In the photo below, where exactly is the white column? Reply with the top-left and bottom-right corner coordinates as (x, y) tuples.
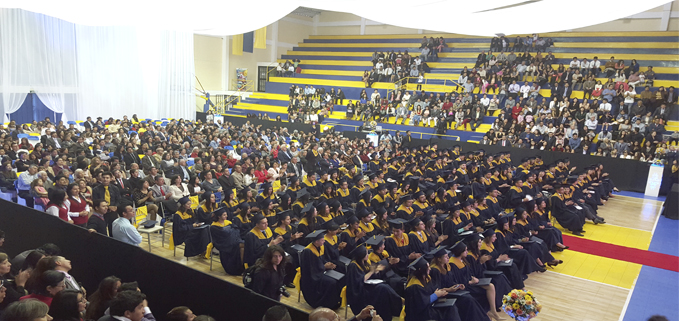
(271, 21), (279, 62)
(222, 36), (230, 91)
(660, 2), (672, 31)
(417, 29), (423, 34)
(360, 17), (366, 35)
(313, 15), (319, 35)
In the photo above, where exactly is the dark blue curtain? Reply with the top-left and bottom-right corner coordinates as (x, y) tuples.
(243, 31), (254, 53)
(8, 93), (62, 125)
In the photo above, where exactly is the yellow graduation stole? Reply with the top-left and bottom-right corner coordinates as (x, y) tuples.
(406, 276), (430, 289)
(324, 234), (338, 246)
(306, 243), (324, 256)
(371, 194), (384, 203)
(390, 234), (410, 246)
(409, 230), (428, 243)
(397, 204), (413, 215)
(274, 225), (290, 236)
(249, 227), (272, 239)
(303, 178), (317, 187)
(510, 186), (523, 193)
(449, 256), (467, 269)
(480, 241), (495, 252)
(211, 220), (232, 227)
(178, 209), (193, 220)
(359, 221), (375, 233)
(338, 188), (351, 197)
(431, 262), (451, 273)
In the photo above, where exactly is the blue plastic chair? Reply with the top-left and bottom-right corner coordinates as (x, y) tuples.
(17, 134), (29, 139)
(27, 136), (38, 141)
(140, 121), (147, 124)
(225, 146), (234, 151)
(214, 192), (222, 203)
(67, 121), (77, 125)
(187, 160), (194, 167)
(128, 130), (137, 135)
(109, 152), (114, 157)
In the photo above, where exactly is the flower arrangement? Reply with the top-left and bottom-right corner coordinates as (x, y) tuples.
(502, 289), (542, 321)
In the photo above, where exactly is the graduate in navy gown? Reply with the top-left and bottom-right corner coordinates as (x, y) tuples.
(300, 230), (343, 309)
(494, 215), (545, 276)
(404, 256), (461, 321)
(346, 244), (402, 318)
(209, 207), (243, 275)
(480, 229), (525, 290)
(463, 233), (513, 309)
(173, 197), (210, 258)
(529, 199), (568, 252)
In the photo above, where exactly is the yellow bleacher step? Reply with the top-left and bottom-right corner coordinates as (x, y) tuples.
(554, 42), (677, 49)
(307, 31), (678, 40)
(278, 59), (372, 67)
(302, 69), (364, 77)
(667, 120), (679, 126)
(249, 92), (290, 101)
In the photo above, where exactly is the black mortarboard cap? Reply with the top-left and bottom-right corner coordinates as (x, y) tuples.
(482, 229), (495, 238)
(410, 217), (422, 228)
(408, 256), (428, 271)
(376, 183), (387, 191)
(356, 208), (371, 219)
(399, 195), (412, 202)
(359, 188), (371, 197)
(428, 246), (449, 258)
(388, 218), (408, 230)
(296, 188), (309, 198)
(345, 215), (359, 225)
(353, 174), (364, 183)
(306, 229), (326, 241)
(277, 210), (292, 220)
(365, 235), (386, 247)
(301, 202), (315, 214)
(450, 241), (467, 256)
(323, 220), (340, 231)
(252, 213), (266, 224)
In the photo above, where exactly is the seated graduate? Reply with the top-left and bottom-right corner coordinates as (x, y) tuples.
(315, 201), (333, 223)
(441, 205), (473, 246)
(404, 256), (461, 321)
(232, 203), (254, 239)
(351, 174), (368, 204)
(195, 191), (218, 224)
(494, 215), (545, 276)
(529, 199), (568, 252)
(292, 188), (310, 218)
(260, 199), (278, 226)
(346, 244), (403, 319)
(463, 233), (513, 313)
(384, 218), (420, 277)
(239, 188), (260, 211)
(336, 179), (353, 208)
(412, 191), (434, 220)
(370, 183), (389, 211)
(428, 247), (493, 321)
(340, 214), (367, 257)
(550, 184), (586, 236)
(256, 182), (277, 205)
(297, 203), (322, 245)
(302, 172), (320, 198)
(358, 207), (378, 238)
(484, 187), (504, 220)
(366, 235), (407, 296)
(355, 187), (372, 213)
(396, 195), (418, 221)
(209, 207), (244, 275)
(322, 220), (348, 274)
(318, 181), (336, 203)
(251, 245), (287, 301)
(448, 241), (505, 321)
(408, 217), (432, 254)
(244, 213), (283, 268)
(372, 207), (391, 236)
(300, 230), (343, 309)
(513, 207), (562, 268)
(480, 228), (525, 290)
(272, 211), (303, 283)
(221, 188), (240, 219)
(172, 196), (210, 258)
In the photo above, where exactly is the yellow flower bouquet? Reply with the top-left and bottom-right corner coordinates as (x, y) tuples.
(502, 289), (542, 320)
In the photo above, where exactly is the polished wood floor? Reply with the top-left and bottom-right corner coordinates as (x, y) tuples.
(139, 194), (664, 321)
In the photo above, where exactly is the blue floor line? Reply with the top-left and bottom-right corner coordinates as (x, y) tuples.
(622, 266), (679, 321)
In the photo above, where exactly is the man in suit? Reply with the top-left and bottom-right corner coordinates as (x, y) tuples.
(123, 147), (141, 169)
(480, 135), (491, 145)
(82, 116), (96, 130)
(544, 131), (557, 149)
(652, 103), (670, 121)
(218, 167), (232, 192)
(402, 130), (413, 148)
(306, 144), (321, 174)
(166, 159), (192, 182)
(141, 149), (160, 176)
(112, 169), (131, 197)
(72, 136), (93, 158)
(41, 129), (56, 148)
(278, 144), (293, 164)
(150, 175), (177, 216)
(557, 83), (573, 102)
(287, 156), (303, 176)
(497, 137), (511, 147)
(92, 171), (122, 213)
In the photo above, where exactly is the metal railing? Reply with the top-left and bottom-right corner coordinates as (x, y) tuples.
(324, 121), (460, 141)
(386, 76), (461, 103)
(203, 80), (256, 114)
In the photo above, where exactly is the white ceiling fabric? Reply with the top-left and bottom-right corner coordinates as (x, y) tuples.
(0, 0), (672, 36)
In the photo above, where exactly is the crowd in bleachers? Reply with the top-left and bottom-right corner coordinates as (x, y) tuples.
(0, 114), (631, 321)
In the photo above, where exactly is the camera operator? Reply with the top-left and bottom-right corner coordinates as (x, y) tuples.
(252, 245), (288, 301)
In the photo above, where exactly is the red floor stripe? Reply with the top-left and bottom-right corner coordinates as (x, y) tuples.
(562, 235), (679, 272)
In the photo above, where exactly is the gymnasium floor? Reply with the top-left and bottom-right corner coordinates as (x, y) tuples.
(139, 192), (678, 321)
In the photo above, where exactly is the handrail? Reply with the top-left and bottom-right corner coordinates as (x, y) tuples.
(324, 121), (460, 141)
(266, 61), (282, 78)
(207, 80), (256, 113)
(387, 76), (461, 101)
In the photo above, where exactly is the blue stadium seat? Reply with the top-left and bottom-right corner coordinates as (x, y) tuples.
(225, 146), (234, 151)
(17, 134), (28, 139)
(67, 121), (77, 125)
(187, 159), (194, 166)
(128, 130), (137, 135)
(27, 136), (38, 141)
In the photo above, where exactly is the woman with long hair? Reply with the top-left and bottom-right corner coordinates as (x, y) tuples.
(85, 276), (120, 320)
(404, 256), (459, 321)
(464, 234), (513, 310)
(529, 200), (568, 252)
(513, 208), (561, 268)
(209, 208), (242, 275)
(65, 184), (89, 227)
(45, 189), (70, 223)
(449, 242), (505, 321)
(172, 197), (210, 258)
(346, 244), (402, 319)
(21, 270), (66, 307)
(251, 245), (286, 301)
(49, 289), (87, 321)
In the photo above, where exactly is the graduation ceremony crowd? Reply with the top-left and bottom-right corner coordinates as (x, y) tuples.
(0, 114), (622, 321)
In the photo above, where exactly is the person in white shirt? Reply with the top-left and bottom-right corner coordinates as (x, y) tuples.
(599, 99), (612, 114)
(569, 57), (580, 70)
(480, 94), (490, 109)
(276, 63), (284, 77)
(624, 87), (636, 113)
(112, 205), (143, 246)
(580, 58), (590, 75)
(519, 83), (531, 99)
(375, 61), (384, 70)
(585, 116), (598, 131)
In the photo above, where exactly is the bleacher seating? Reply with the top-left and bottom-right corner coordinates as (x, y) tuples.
(222, 31), (679, 142)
